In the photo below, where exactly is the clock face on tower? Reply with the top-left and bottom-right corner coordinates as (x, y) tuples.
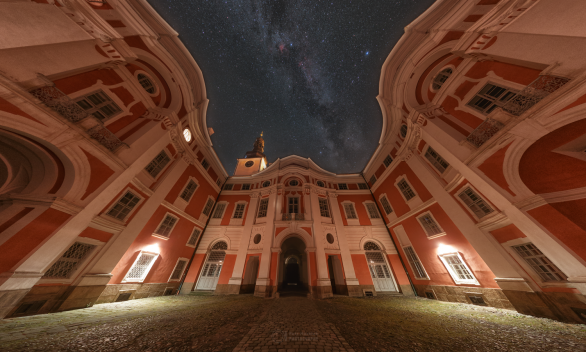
(245, 161), (254, 167)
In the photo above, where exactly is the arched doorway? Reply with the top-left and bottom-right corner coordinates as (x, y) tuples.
(195, 241), (227, 290)
(364, 241), (398, 292)
(278, 236), (309, 296)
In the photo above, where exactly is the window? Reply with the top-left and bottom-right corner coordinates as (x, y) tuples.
(432, 68), (453, 91)
(458, 187), (494, 219)
(288, 197), (299, 214)
(326, 233), (335, 244)
(343, 203), (357, 219)
(211, 241), (228, 250)
(257, 198), (269, 218)
(202, 199), (214, 217)
(124, 252), (157, 282)
(364, 242), (381, 251)
(289, 179), (299, 186)
(417, 213), (444, 238)
(384, 155), (393, 167)
(43, 242), (95, 279)
(317, 181), (325, 187)
(212, 203), (226, 218)
(400, 125), (408, 138)
(242, 183), (251, 190)
(365, 203), (380, 219)
(512, 243), (567, 282)
(186, 228), (201, 246)
(404, 246), (428, 279)
(380, 196), (393, 215)
(467, 83), (517, 114)
(319, 198), (330, 217)
(253, 234), (262, 244)
(439, 253), (477, 285)
(169, 259), (188, 281)
(75, 90), (121, 120)
(223, 184), (234, 190)
(106, 191), (141, 221)
(397, 179), (416, 201)
(216, 179), (221, 187)
(424, 147), (450, 174)
(137, 73), (156, 94)
(262, 181), (271, 187)
(358, 183), (368, 190)
(338, 183), (348, 190)
(179, 180), (198, 202)
(183, 128), (192, 142)
(245, 160), (254, 167)
(201, 159), (210, 170)
(233, 203), (246, 218)
(145, 150), (171, 178)
(369, 175), (376, 185)
(154, 214), (178, 238)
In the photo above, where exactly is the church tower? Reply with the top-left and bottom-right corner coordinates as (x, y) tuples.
(233, 132), (268, 176)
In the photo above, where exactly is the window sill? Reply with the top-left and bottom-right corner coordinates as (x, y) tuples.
(346, 219), (360, 226)
(230, 218), (244, 226)
(426, 232), (447, 240)
(152, 233), (170, 240)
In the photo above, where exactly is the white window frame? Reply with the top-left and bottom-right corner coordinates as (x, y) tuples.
(231, 202), (247, 219)
(105, 188), (143, 222)
(430, 67), (453, 92)
(200, 196), (215, 221)
(318, 197), (330, 218)
(287, 196), (300, 214)
(39, 237), (103, 284)
(508, 240), (568, 284)
(152, 213), (179, 240)
(135, 71), (159, 96)
(178, 177), (199, 203)
(262, 180), (271, 187)
(316, 180), (325, 187)
(383, 155), (393, 168)
(403, 245), (429, 280)
(363, 201), (380, 219)
(338, 183), (348, 190)
(369, 175), (377, 185)
(455, 184), (494, 221)
(122, 250), (159, 283)
(74, 89), (123, 122)
(466, 82), (518, 115)
(416, 211), (446, 239)
(341, 201), (359, 226)
(241, 183), (251, 190)
(201, 159), (210, 170)
(168, 257), (189, 282)
(144, 149), (172, 180)
(211, 201), (228, 219)
(223, 184), (234, 190)
(186, 227), (202, 248)
(423, 145), (450, 174)
(394, 176), (422, 208)
(378, 194), (393, 215)
(438, 252), (479, 285)
(257, 198), (269, 218)
(358, 183), (368, 190)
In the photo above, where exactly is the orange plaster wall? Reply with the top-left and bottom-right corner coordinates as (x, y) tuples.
(490, 224), (526, 244)
(387, 254), (410, 286)
(309, 252), (318, 287)
(464, 60), (541, 86)
(415, 54), (452, 105)
(337, 194), (373, 226)
(184, 253), (206, 284)
(217, 254), (236, 285)
(0, 207), (34, 234)
(78, 227), (113, 243)
(0, 96), (46, 126)
(54, 69), (123, 95)
(80, 148), (115, 200)
(275, 227), (287, 238)
(441, 95), (483, 129)
(375, 164), (386, 179)
(218, 195), (250, 226)
(162, 165), (218, 220)
(477, 142), (516, 196)
(270, 252), (279, 286)
(351, 254), (373, 286)
(301, 227), (312, 236)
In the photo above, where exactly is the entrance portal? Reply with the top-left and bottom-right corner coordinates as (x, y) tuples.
(278, 236), (309, 296)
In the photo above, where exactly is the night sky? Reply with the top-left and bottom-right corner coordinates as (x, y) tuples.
(146, 0), (436, 174)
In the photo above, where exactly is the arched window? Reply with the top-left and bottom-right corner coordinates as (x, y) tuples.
(317, 181), (325, 187)
(364, 242), (381, 251)
(137, 73), (156, 94)
(400, 125), (408, 138)
(432, 68), (453, 91)
(211, 241), (228, 250)
(262, 181), (271, 187)
(289, 179), (299, 186)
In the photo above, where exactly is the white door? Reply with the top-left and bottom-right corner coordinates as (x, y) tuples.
(366, 252), (398, 292)
(196, 250), (225, 290)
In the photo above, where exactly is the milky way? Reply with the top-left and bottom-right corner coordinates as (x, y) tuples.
(146, 0), (435, 174)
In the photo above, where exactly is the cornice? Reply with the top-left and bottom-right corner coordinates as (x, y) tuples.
(160, 200), (206, 228)
(386, 198), (437, 228)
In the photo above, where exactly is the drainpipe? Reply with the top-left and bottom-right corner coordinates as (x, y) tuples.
(177, 177), (227, 294)
(360, 174), (418, 297)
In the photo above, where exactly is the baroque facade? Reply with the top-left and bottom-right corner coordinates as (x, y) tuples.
(1, 0), (586, 324)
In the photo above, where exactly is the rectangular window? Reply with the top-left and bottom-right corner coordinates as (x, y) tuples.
(338, 183), (348, 190)
(369, 175), (377, 185)
(358, 183), (368, 190)
(380, 196), (393, 215)
(440, 253), (477, 284)
(202, 199), (214, 216)
(404, 246), (428, 279)
(216, 179), (221, 187)
(169, 259), (188, 281)
(467, 83), (517, 114)
(179, 180), (198, 202)
(233, 203), (246, 218)
(186, 228), (201, 246)
(384, 155), (393, 167)
(43, 242), (95, 279)
(106, 191), (141, 221)
(223, 184), (233, 190)
(417, 213), (444, 237)
(154, 214), (178, 238)
(124, 252), (157, 282)
(242, 184), (251, 190)
(397, 179), (416, 201)
(512, 243), (567, 282)
(365, 203), (380, 219)
(75, 90), (122, 120)
(145, 151), (171, 178)
(458, 187), (494, 219)
(257, 198), (269, 218)
(212, 203), (226, 219)
(319, 198), (330, 217)
(343, 203), (357, 219)
(201, 159), (210, 170)
(288, 197), (299, 214)
(424, 147), (450, 174)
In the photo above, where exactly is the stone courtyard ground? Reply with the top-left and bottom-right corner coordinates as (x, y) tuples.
(0, 293), (584, 352)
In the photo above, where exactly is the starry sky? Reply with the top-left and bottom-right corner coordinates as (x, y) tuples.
(146, 0), (436, 174)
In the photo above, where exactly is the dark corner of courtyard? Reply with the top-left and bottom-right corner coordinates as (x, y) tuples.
(0, 294), (585, 352)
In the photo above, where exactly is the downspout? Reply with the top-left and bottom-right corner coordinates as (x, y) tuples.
(177, 177), (227, 294)
(360, 174), (418, 297)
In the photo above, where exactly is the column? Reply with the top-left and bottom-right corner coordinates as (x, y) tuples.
(255, 188), (278, 297)
(308, 187), (333, 298)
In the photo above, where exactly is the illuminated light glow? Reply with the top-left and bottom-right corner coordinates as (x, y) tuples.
(143, 244), (160, 254)
(183, 128), (192, 142)
(437, 244), (457, 255)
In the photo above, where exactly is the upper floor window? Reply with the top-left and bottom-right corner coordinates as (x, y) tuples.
(202, 199), (214, 217)
(288, 197), (299, 214)
(242, 183), (251, 190)
(365, 203), (380, 219)
(289, 179), (299, 186)
(380, 196), (393, 215)
(262, 180), (271, 187)
(397, 179), (416, 201)
(179, 180), (198, 202)
(154, 214), (178, 238)
(201, 159), (210, 170)
(383, 155), (393, 167)
(343, 203), (357, 219)
(43, 242), (95, 279)
(432, 68), (453, 91)
(319, 198), (330, 217)
(369, 175), (377, 185)
(364, 242), (381, 251)
(223, 184), (234, 190)
(400, 125), (408, 138)
(216, 179), (222, 187)
(512, 243), (567, 282)
(75, 90), (121, 121)
(358, 183), (368, 190)
(137, 73), (156, 94)
(338, 183), (348, 190)
(212, 203), (226, 219)
(233, 203), (246, 219)
(417, 213), (444, 238)
(458, 187), (494, 219)
(317, 181), (325, 187)
(186, 228), (201, 247)
(106, 191), (141, 221)
(425, 147), (450, 174)
(467, 83), (516, 115)
(145, 150), (171, 178)
(257, 198), (269, 218)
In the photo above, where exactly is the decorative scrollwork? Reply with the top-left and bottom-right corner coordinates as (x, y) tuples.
(502, 75), (570, 116)
(86, 125), (125, 151)
(29, 86), (88, 122)
(466, 118), (505, 148)
(282, 213), (304, 221)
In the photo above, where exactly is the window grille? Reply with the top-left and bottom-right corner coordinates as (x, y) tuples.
(364, 242), (381, 251)
(384, 155), (393, 167)
(242, 183), (251, 190)
(467, 83), (517, 115)
(211, 241), (228, 250)
(397, 179), (416, 200)
(380, 196), (393, 215)
(317, 181), (325, 187)
(257, 198), (269, 218)
(106, 191), (141, 221)
(137, 74), (156, 94)
(358, 183), (368, 190)
(369, 175), (377, 185)
(169, 259), (188, 280)
(187, 228), (201, 246)
(212, 203), (226, 219)
(365, 203), (380, 219)
(288, 197), (299, 214)
(400, 125), (408, 138)
(125, 253), (156, 281)
(432, 68), (452, 90)
(155, 214), (178, 238)
(145, 151), (171, 178)
(418, 213), (444, 237)
(512, 243), (567, 282)
(216, 179), (221, 187)
(201, 159), (210, 170)
(404, 246), (428, 279)
(233, 203), (246, 218)
(338, 183), (348, 190)
(223, 184), (233, 190)
(289, 179), (299, 186)
(43, 242), (95, 279)
(202, 199), (214, 216)
(502, 75), (570, 116)
(319, 198), (330, 217)
(343, 203), (357, 219)
(424, 147), (450, 174)
(458, 187), (494, 219)
(365, 251), (385, 263)
(75, 90), (121, 120)
(262, 181), (271, 187)
(441, 254), (476, 283)
(180, 180), (198, 201)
